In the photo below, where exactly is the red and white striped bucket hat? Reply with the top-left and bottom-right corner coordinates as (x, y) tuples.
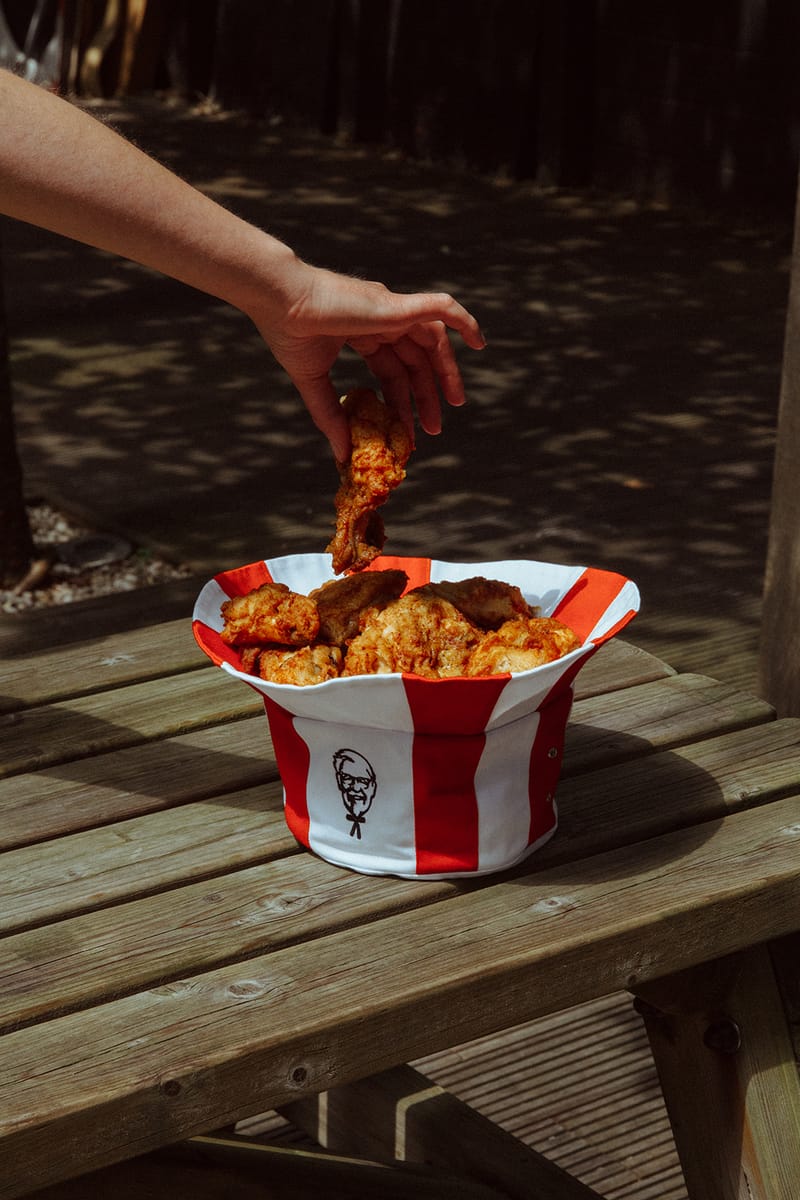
(193, 554), (639, 879)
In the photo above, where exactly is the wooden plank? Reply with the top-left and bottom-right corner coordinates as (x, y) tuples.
(635, 944), (800, 1200)
(0, 716), (275, 851)
(0, 782), (293, 938)
(0, 668), (263, 779)
(0, 618), (205, 713)
(183, 1136), (507, 1200)
(552, 717), (800, 861)
(0, 850), (453, 1031)
(21, 1135), (506, 1200)
(3, 793), (800, 1195)
(415, 993), (686, 1200)
(3, 721), (798, 1021)
(564, 673), (774, 774)
(280, 1063), (605, 1200)
(571, 637), (673, 699)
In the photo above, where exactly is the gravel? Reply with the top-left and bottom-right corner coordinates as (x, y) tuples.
(1, 503), (193, 615)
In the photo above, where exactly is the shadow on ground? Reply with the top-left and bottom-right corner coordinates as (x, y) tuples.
(3, 97), (792, 691)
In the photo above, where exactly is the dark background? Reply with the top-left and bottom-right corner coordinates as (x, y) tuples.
(3, 0), (799, 218)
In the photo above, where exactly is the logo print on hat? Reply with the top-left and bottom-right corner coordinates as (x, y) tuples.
(333, 749), (376, 839)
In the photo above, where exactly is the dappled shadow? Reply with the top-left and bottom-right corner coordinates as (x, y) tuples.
(3, 98), (791, 691)
(0, 697), (282, 850)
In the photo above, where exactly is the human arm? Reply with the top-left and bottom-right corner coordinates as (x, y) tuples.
(0, 69), (484, 460)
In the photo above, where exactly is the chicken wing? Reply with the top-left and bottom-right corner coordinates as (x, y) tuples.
(342, 591), (480, 679)
(467, 616), (580, 677)
(310, 567), (409, 645)
(413, 576), (538, 630)
(326, 389), (413, 575)
(220, 581), (319, 647)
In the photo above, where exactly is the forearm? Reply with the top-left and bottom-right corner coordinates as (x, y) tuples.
(0, 69), (299, 320)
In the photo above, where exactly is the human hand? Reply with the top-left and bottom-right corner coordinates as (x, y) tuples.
(250, 262), (486, 462)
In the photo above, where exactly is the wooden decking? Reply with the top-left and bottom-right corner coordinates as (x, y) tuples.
(231, 993), (688, 1200)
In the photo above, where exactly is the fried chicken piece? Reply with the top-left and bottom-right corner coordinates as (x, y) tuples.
(342, 592), (480, 679)
(238, 645), (264, 674)
(467, 616), (581, 677)
(414, 576), (538, 630)
(256, 644), (343, 686)
(310, 568), (409, 645)
(326, 389), (413, 575)
(220, 581), (319, 647)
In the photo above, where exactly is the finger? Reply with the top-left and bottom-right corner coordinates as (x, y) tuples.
(391, 334), (446, 434)
(370, 289), (487, 350)
(359, 343), (415, 442)
(292, 375), (351, 464)
(406, 321), (467, 410)
(325, 278), (486, 349)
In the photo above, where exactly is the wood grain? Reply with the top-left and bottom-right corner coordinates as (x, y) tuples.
(0, 669), (263, 779)
(3, 793), (800, 1196)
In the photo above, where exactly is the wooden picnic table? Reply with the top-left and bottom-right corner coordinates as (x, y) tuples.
(2, 612), (800, 1199)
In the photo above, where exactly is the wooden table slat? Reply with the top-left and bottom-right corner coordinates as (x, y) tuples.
(0, 619), (204, 714)
(0, 668), (263, 780)
(0, 717), (275, 851)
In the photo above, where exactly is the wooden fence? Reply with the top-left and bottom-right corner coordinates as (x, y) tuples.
(3, 0), (799, 213)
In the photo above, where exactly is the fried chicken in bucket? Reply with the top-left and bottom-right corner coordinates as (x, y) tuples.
(219, 581), (319, 647)
(342, 591), (481, 679)
(466, 616), (581, 677)
(218, 568), (581, 686)
(326, 390), (413, 575)
(310, 568), (408, 645)
(414, 576), (539, 629)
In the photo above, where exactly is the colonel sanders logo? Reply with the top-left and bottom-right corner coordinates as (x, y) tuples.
(333, 748), (376, 839)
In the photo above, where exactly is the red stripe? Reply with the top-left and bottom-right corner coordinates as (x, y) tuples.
(527, 652), (595, 843)
(214, 559), (274, 599)
(405, 676), (508, 874)
(595, 609), (638, 644)
(370, 554), (431, 593)
(528, 687), (572, 844)
(262, 697), (311, 847)
(191, 619), (241, 670)
(552, 567), (629, 644)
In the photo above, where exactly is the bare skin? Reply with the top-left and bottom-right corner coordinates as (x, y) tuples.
(0, 70), (485, 462)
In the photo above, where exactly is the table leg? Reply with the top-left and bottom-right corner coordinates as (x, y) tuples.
(633, 943), (800, 1200)
(280, 1062), (605, 1200)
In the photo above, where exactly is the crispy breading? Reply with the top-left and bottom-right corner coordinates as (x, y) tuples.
(310, 568), (409, 645)
(326, 389), (413, 575)
(256, 644), (343, 686)
(413, 576), (538, 630)
(342, 591), (480, 679)
(220, 581), (319, 647)
(467, 616), (581, 677)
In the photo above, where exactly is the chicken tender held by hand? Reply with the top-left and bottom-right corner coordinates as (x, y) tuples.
(310, 568), (409, 645)
(220, 581), (319, 647)
(414, 576), (538, 630)
(467, 616), (581, 677)
(326, 389), (413, 575)
(343, 592), (479, 679)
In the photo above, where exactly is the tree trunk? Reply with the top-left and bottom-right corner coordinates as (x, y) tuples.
(0, 228), (35, 587)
